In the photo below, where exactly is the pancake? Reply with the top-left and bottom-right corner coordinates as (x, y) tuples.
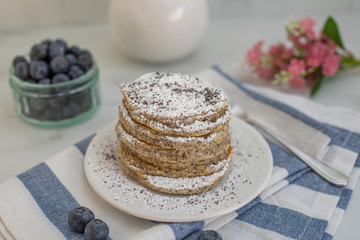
(118, 100), (229, 150)
(122, 158), (230, 195)
(116, 72), (232, 195)
(120, 72), (231, 136)
(116, 121), (231, 163)
(119, 141), (231, 178)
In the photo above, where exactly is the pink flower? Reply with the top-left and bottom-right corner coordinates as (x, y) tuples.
(289, 76), (307, 88)
(326, 40), (338, 55)
(323, 38), (338, 55)
(289, 34), (309, 50)
(287, 59), (305, 77)
(305, 30), (316, 41)
(322, 55), (342, 76)
(282, 47), (295, 59)
(300, 18), (317, 41)
(300, 17), (316, 32)
(247, 41), (264, 65)
(306, 42), (327, 67)
(256, 65), (273, 79)
(268, 44), (283, 57)
(268, 43), (294, 59)
(273, 59), (288, 70)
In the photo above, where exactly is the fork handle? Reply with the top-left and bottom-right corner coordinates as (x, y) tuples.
(245, 117), (348, 186)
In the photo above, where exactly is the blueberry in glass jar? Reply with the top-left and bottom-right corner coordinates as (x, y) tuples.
(26, 79), (37, 84)
(49, 39), (67, 58)
(70, 88), (93, 112)
(30, 43), (48, 61)
(78, 50), (93, 71)
(37, 78), (52, 94)
(9, 38), (100, 127)
(50, 55), (69, 74)
(68, 45), (82, 57)
(52, 73), (70, 84)
(28, 97), (48, 111)
(41, 39), (52, 47)
(48, 96), (67, 109)
(42, 108), (63, 121)
(38, 78), (51, 85)
(66, 54), (78, 66)
(13, 56), (27, 67)
(14, 61), (29, 80)
(68, 65), (85, 79)
(26, 108), (43, 119)
(29, 60), (49, 80)
(62, 100), (81, 118)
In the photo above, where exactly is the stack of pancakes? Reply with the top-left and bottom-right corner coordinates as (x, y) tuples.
(115, 72), (232, 195)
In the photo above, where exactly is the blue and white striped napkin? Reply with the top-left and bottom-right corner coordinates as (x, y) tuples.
(1, 66), (359, 240)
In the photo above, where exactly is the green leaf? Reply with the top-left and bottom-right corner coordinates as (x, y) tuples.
(323, 16), (345, 50)
(341, 55), (360, 70)
(311, 76), (325, 97)
(285, 26), (291, 36)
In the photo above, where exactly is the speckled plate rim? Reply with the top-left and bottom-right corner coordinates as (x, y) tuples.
(84, 117), (273, 222)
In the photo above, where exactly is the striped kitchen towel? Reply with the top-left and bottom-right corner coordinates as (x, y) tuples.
(1, 65), (359, 240)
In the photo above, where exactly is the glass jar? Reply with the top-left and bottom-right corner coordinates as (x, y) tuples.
(9, 61), (101, 127)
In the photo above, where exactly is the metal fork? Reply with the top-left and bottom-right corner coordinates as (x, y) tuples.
(239, 112), (348, 186)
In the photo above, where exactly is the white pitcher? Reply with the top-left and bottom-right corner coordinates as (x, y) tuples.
(109, 0), (208, 62)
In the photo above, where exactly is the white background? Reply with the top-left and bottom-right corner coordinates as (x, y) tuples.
(0, 0), (359, 32)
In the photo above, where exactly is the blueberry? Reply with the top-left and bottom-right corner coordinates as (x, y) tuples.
(84, 219), (109, 240)
(50, 55), (69, 73)
(28, 97), (47, 111)
(198, 230), (223, 240)
(14, 61), (29, 80)
(29, 60), (49, 80)
(12, 56), (27, 67)
(49, 96), (67, 108)
(42, 108), (63, 121)
(26, 79), (37, 84)
(68, 65), (85, 79)
(26, 108), (43, 119)
(52, 73), (70, 84)
(38, 78), (51, 85)
(37, 78), (52, 94)
(30, 43), (48, 60)
(70, 88), (93, 112)
(49, 39), (67, 58)
(68, 206), (95, 233)
(41, 39), (52, 47)
(55, 39), (67, 47)
(62, 100), (81, 118)
(66, 54), (78, 66)
(78, 51), (92, 71)
(81, 50), (92, 59)
(68, 46), (81, 57)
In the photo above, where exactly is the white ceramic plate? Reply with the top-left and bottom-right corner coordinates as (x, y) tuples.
(84, 117), (273, 222)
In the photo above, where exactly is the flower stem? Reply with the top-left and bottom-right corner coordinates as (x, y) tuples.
(311, 76), (326, 97)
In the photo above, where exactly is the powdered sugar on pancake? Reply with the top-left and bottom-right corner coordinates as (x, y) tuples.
(120, 72), (228, 120)
(116, 122), (231, 163)
(118, 100), (228, 147)
(144, 159), (230, 192)
(129, 105), (231, 136)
